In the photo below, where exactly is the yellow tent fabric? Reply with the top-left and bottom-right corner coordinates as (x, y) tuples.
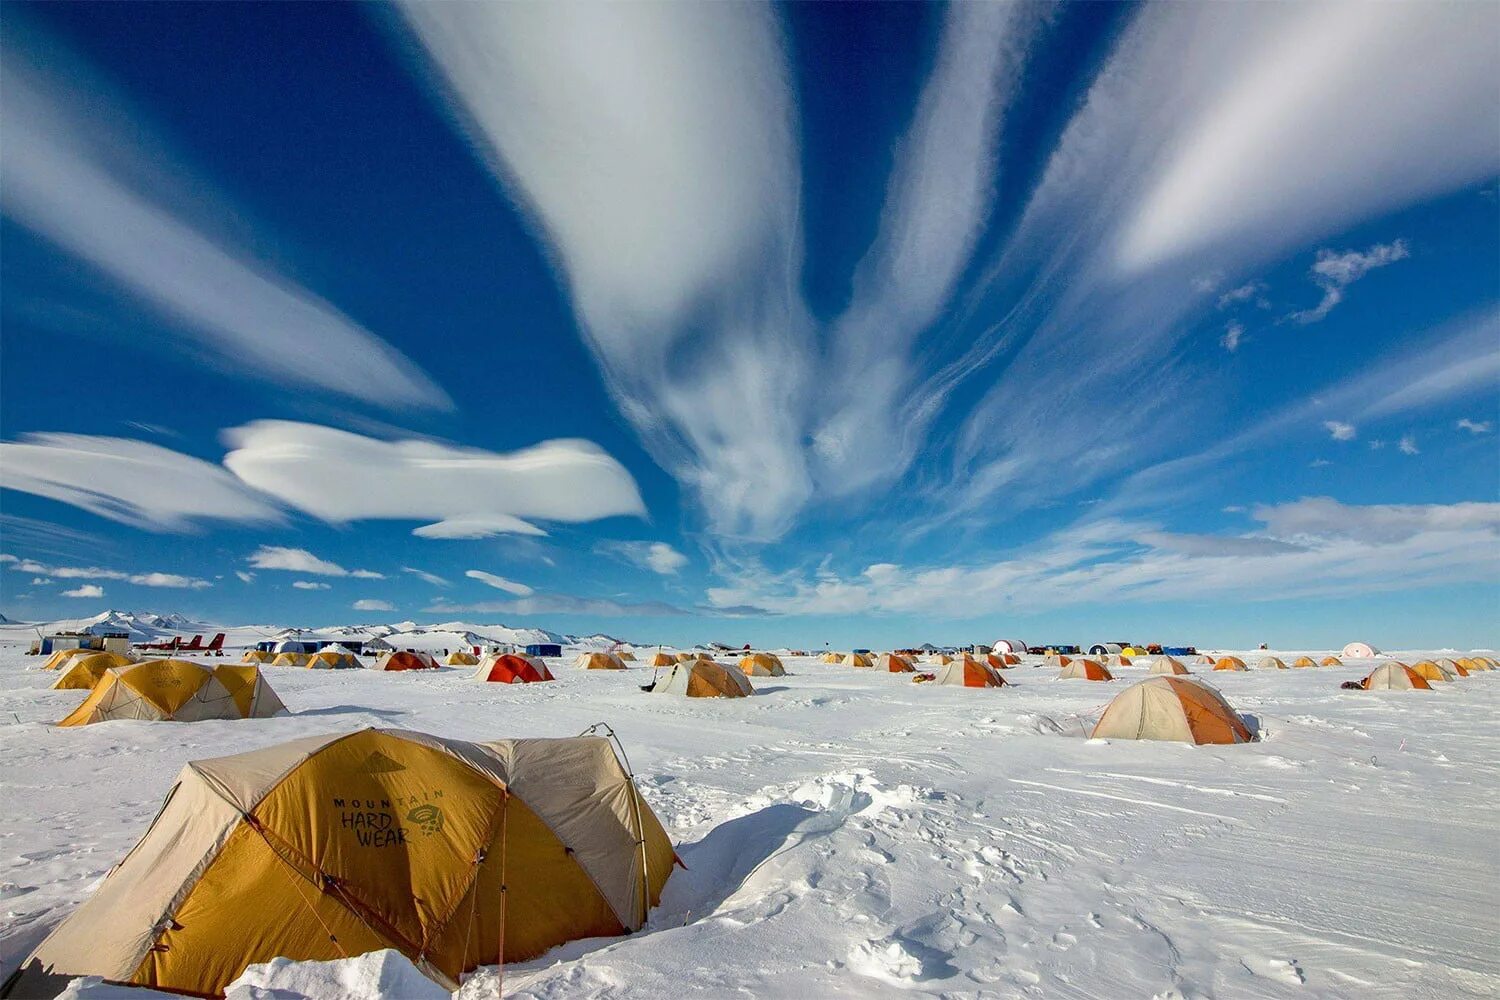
(1291, 656), (1318, 668)
(1408, 660), (1457, 683)
(271, 651), (311, 667)
(652, 660), (753, 698)
(738, 652), (786, 677)
(40, 648), (93, 672)
(241, 649), (273, 664)
(820, 652), (842, 664)
(577, 652), (627, 670)
(842, 652), (873, 668)
(1212, 656), (1248, 672)
(306, 650), (361, 670)
(57, 660), (286, 727)
(673, 652), (699, 663)
(1320, 655), (1342, 666)
(616, 651), (636, 661)
(445, 650), (479, 666)
(649, 652), (675, 667)
(1122, 647), (1144, 657)
(8, 729), (675, 998)
(51, 651), (135, 691)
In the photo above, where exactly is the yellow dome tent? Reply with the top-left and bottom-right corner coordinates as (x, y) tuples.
(1212, 656), (1248, 672)
(1408, 660), (1457, 683)
(577, 652), (627, 670)
(1291, 655), (1318, 668)
(6, 729), (675, 998)
(652, 659), (753, 698)
(649, 651), (675, 667)
(445, 650), (479, 666)
(57, 660), (286, 727)
(271, 651), (311, 667)
(738, 652), (786, 676)
(1092, 677), (1251, 745)
(820, 652), (842, 664)
(616, 651), (636, 662)
(673, 652), (699, 663)
(51, 651), (135, 691)
(842, 652), (873, 668)
(1319, 655), (1343, 667)
(241, 649), (273, 664)
(306, 649), (361, 670)
(40, 647), (93, 672)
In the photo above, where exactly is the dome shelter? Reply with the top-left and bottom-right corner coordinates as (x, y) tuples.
(1092, 677), (1251, 745)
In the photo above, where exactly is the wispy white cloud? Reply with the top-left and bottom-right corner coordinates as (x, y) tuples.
(350, 569), (385, 580)
(1217, 281), (1269, 310)
(1221, 321), (1244, 352)
(425, 594), (689, 618)
(0, 433), (280, 531)
(31, 578), (53, 586)
(1457, 418), (1491, 434)
(60, 584), (103, 599)
(1398, 433), (1420, 455)
(291, 581), (330, 591)
(248, 546), (350, 577)
(1, 556), (210, 589)
(235, 571), (255, 585)
(1287, 240), (1410, 324)
(353, 599), (396, 612)
(464, 570), (534, 597)
(222, 421), (643, 538)
(0, 25), (448, 410)
(402, 566), (450, 588)
(595, 540), (689, 576)
(1324, 420), (1357, 441)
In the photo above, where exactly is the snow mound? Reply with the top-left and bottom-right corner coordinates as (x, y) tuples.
(224, 949), (448, 1000)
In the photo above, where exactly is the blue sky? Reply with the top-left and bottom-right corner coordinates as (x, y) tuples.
(1, 2), (1496, 648)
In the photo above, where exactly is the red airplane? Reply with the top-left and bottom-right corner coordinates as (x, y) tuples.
(136, 633), (226, 655)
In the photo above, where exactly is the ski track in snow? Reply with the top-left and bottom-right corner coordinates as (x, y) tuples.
(1, 646), (1496, 999)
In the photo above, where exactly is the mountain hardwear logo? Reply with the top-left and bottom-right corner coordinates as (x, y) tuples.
(407, 803), (444, 835)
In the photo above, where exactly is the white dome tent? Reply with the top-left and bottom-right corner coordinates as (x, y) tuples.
(1341, 641), (1380, 659)
(991, 639), (1028, 655)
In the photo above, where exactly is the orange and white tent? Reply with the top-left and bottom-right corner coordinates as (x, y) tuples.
(1044, 654), (1072, 668)
(738, 652), (786, 677)
(879, 653), (916, 673)
(576, 652), (627, 671)
(1212, 656), (1248, 672)
(1291, 655), (1318, 668)
(1059, 659), (1113, 681)
(1320, 655), (1343, 666)
(57, 660), (286, 726)
(927, 653), (954, 666)
(375, 651), (440, 672)
(652, 659), (753, 698)
(842, 652), (874, 668)
(1257, 656), (1287, 670)
(1434, 658), (1468, 676)
(1361, 663), (1433, 690)
(1092, 677), (1251, 745)
(7, 729), (674, 997)
(1104, 654), (1133, 667)
(473, 653), (554, 684)
(926, 659), (1007, 688)
(1148, 656), (1190, 675)
(1408, 660), (1457, 683)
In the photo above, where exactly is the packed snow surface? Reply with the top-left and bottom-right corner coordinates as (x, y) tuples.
(2, 643), (1497, 999)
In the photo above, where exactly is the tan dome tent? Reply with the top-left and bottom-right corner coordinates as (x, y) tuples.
(1059, 659), (1113, 681)
(271, 651), (311, 667)
(738, 652), (786, 677)
(673, 652), (699, 663)
(649, 652), (675, 667)
(241, 649), (273, 664)
(473, 653), (554, 684)
(1194, 654), (1214, 665)
(1044, 654), (1072, 668)
(375, 651), (440, 672)
(306, 649), (361, 670)
(1341, 641), (1379, 659)
(445, 650), (479, 666)
(1092, 677), (1251, 745)
(879, 653), (916, 673)
(1213, 656), (1248, 672)
(1148, 656), (1190, 675)
(819, 652), (842, 664)
(842, 652), (873, 668)
(6, 729), (674, 998)
(40, 648), (93, 672)
(57, 660), (286, 727)
(577, 651), (627, 671)
(1319, 655), (1343, 667)
(1434, 657), (1467, 675)
(1291, 655), (1318, 668)
(652, 659), (753, 698)
(51, 651), (135, 691)
(1104, 654), (1133, 667)
(616, 651), (636, 662)
(1257, 656), (1287, 670)
(926, 659), (1007, 688)
(1408, 660), (1457, 683)
(928, 654), (954, 666)
(1361, 663), (1433, 690)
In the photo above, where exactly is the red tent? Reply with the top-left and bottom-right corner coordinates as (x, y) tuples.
(476, 654), (554, 684)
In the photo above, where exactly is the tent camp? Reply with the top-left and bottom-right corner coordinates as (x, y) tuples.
(40, 648), (93, 672)
(1361, 663), (1433, 690)
(56, 660), (286, 727)
(375, 651), (440, 672)
(1059, 659), (1113, 681)
(5, 729), (674, 998)
(306, 650), (361, 670)
(1291, 656), (1318, 668)
(1257, 656), (1287, 670)
(473, 653), (554, 684)
(1408, 660), (1457, 683)
(445, 650), (479, 666)
(649, 652), (675, 667)
(1320, 656), (1343, 666)
(878, 653), (916, 673)
(1213, 656), (1248, 672)
(842, 652), (873, 668)
(577, 652), (627, 671)
(651, 659), (753, 698)
(271, 652), (311, 667)
(926, 659), (1007, 688)
(1342, 641), (1379, 658)
(1092, 677), (1251, 745)
(738, 653), (786, 677)
(51, 651), (135, 691)
(1459, 657), (1492, 672)
(241, 649), (273, 664)
(991, 639), (1027, 655)
(1148, 656), (1190, 675)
